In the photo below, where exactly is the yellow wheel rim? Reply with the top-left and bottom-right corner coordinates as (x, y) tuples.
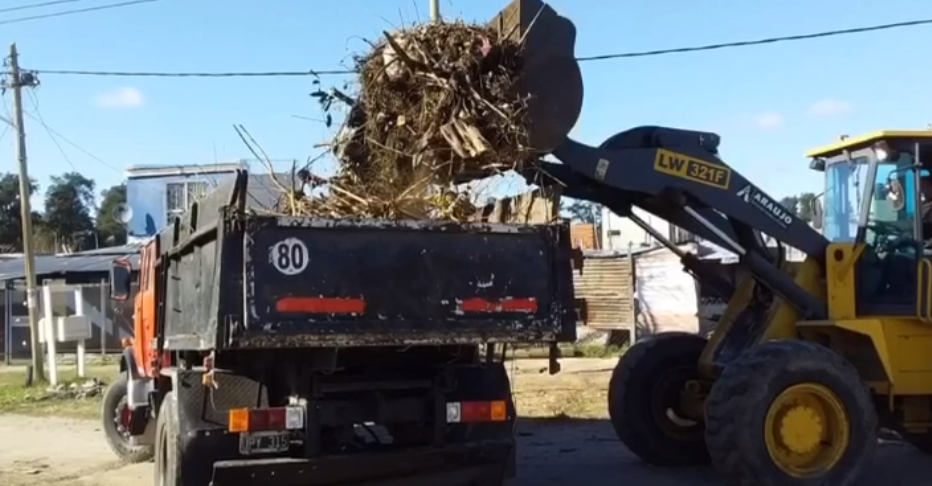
(764, 383), (849, 477)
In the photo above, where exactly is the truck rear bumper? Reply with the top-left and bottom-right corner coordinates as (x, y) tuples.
(210, 441), (512, 486)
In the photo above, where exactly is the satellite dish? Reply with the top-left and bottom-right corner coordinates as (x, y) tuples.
(112, 203), (133, 224)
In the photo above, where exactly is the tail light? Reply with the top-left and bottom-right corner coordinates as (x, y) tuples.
(445, 400), (508, 423)
(228, 406), (304, 433)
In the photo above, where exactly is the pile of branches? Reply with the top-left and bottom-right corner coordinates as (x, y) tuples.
(288, 21), (535, 221)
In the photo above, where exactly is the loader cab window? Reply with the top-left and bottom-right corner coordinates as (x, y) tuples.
(824, 152), (921, 246)
(824, 156), (867, 242)
(855, 150), (922, 309)
(864, 155), (920, 252)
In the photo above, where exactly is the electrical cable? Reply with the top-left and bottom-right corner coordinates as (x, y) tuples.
(0, 0), (157, 27)
(20, 16), (932, 78)
(575, 18), (932, 61)
(23, 109), (124, 173)
(21, 100), (190, 194)
(24, 67), (356, 77)
(0, 0), (86, 15)
(26, 90), (77, 172)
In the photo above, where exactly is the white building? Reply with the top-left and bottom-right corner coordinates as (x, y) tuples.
(601, 206), (693, 251)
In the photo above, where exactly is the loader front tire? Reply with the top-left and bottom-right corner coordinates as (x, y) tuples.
(607, 332), (710, 467)
(704, 340), (877, 486)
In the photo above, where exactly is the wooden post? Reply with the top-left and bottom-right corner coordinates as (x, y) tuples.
(9, 43), (44, 381)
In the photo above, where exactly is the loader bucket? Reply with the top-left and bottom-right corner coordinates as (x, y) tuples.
(488, 0), (583, 153)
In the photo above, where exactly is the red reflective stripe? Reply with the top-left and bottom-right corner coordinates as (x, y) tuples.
(275, 297), (365, 314)
(458, 297), (538, 313)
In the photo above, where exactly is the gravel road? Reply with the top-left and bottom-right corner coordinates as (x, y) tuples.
(2, 414), (931, 486)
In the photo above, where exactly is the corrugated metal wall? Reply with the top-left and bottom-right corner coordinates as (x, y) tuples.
(573, 255), (635, 330)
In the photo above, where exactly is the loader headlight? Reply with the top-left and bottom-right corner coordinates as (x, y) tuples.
(875, 147), (889, 161)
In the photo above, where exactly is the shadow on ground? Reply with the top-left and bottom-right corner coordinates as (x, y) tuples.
(514, 417), (932, 486)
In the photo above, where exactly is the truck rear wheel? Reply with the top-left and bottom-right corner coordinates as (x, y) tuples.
(607, 332), (710, 466)
(154, 392), (183, 486)
(704, 340), (877, 486)
(102, 373), (154, 463)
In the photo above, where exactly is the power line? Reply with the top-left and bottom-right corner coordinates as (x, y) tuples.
(26, 90), (77, 172)
(23, 108), (194, 196)
(0, 0), (85, 15)
(23, 109), (124, 173)
(576, 18), (932, 61)
(0, 0), (156, 27)
(22, 97), (253, 192)
(25, 67), (355, 77)
(20, 16), (932, 78)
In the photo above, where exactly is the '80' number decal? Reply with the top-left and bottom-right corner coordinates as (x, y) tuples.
(269, 237), (309, 275)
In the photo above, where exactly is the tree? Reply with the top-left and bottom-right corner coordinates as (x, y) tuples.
(96, 184), (128, 247)
(563, 199), (601, 224)
(43, 172), (96, 253)
(0, 173), (41, 253)
(797, 192), (816, 223)
(779, 193), (817, 223)
(779, 196), (799, 217)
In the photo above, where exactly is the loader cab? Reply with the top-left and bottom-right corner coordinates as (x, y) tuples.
(807, 130), (932, 316)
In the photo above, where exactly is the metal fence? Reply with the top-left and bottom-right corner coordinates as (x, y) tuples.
(1, 280), (138, 363)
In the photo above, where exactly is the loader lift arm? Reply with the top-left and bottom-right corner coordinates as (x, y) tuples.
(530, 126), (829, 319)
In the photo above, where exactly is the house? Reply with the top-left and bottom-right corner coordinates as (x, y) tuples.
(569, 223), (600, 250)
(124, 161), (292, 241)
(601, 206), (693, 250)
(0, 243), (142, 363)
(596, 204), (816, 341)
(0, 163), (296, 362)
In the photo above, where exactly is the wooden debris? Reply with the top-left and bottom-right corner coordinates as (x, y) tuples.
(286, 20), (535, 222)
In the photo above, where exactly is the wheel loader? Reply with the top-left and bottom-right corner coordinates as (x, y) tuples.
(494, 1), (932, 485)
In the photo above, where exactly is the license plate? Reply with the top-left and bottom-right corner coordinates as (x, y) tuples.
(238, 431), (290, 455)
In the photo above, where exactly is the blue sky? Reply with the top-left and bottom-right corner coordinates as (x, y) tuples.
(2, 0), (931, 207)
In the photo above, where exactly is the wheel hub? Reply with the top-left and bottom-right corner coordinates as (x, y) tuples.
(651, 367), (702, 440)
(113, 400), (132, 440)
(764, 383), (850, 477)
(779, 406), (823, 454)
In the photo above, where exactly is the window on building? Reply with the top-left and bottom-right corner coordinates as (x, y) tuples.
(165, 180), (209, 224)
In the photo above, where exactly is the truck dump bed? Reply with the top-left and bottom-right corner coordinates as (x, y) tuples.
(158, 171), (577, 350)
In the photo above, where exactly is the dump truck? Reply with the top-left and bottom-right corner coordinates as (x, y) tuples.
(99, 169), (577, 486)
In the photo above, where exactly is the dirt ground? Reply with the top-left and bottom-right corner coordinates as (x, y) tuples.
(1, 358), (931, 486)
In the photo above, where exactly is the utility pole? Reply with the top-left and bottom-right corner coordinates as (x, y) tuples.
(429, 0), (440, 23)
(6, 43), (44, 382)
